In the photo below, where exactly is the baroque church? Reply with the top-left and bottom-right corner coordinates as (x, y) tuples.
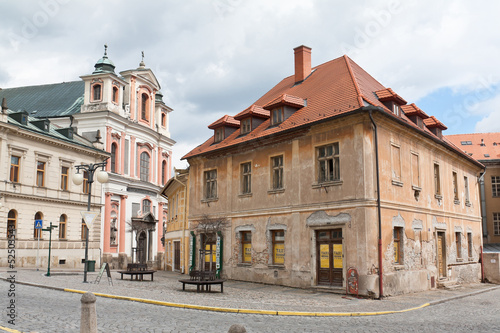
(0, 46), (175, 269)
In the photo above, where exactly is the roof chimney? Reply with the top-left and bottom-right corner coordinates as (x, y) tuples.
(294, 45), (312, 83)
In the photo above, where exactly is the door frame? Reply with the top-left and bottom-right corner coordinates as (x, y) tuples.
(312, 227), (345, 287)
(435, 230), (447, 278)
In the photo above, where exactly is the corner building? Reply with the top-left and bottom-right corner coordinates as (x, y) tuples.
(183, 46), (484, 296)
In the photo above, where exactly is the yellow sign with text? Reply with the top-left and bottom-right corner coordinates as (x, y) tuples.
(320, 244), (329, 268)
(333, 244), (343, 268)
(274, 244), (285, 264)
(243, 244), (252, 263)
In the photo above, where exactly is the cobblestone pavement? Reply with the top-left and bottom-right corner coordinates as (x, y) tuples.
(1, 283), (500, 332)
(0, 268), (497, 315)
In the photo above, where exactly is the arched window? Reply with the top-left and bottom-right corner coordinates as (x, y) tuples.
(162, 160), (167, 185)
(111, 143), (117, 173)
(59, 214), (67, 239)
(92, 84), (102, 101)
(140, 152), (150, 181)
(34, 212), (43, 239)
(141, 93), (149, 121)
(7, 210), (17, 238)
(142, 199), (151, 213)
(161, 113), (166, 127)
(112, 86), (119, 103)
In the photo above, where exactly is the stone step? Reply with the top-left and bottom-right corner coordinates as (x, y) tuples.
(437, 279), (462, 290)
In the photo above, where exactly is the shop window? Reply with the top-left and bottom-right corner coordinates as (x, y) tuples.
(59, 214), (67, 239)
(317, 143), (340, 183)
(272, 230), (285, 265)
(241, 231), (252, 263)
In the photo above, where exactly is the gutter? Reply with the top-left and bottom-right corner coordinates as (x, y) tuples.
(368, 108), (384, 299)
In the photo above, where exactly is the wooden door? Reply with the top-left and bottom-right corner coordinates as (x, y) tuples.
(138, 232), (147, 264)
(437, 232), (446, 278)
(317, 229), (343, 286)
(174, 241), (181, 271)
(204, 242), (216, 271)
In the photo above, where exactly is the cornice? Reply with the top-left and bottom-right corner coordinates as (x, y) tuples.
(1, 191), (104, 208)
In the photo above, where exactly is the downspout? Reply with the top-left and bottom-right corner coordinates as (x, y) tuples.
(369, 109), (383, 299)
(478, 172), (487, 240)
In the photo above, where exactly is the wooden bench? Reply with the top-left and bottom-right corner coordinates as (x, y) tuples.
(179, 270), (225, 293)
(118, 263), (156, 281)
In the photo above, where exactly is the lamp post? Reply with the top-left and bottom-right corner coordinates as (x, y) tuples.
(73, 159), (109, 283)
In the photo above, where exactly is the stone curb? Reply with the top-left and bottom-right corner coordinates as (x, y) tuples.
(1, 277), (498, 317)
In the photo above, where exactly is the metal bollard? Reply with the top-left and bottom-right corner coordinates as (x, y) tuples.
(80, 292), (97, 333)
(228, 324), (246, 333)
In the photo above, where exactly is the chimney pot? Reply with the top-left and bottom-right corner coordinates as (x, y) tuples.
(294, 45), (312, 83)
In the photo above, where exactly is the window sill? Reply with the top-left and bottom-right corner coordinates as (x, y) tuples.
(238, 193), (253, 198)
(412, 185), (422, 192)
(454, 199), (460, 205)
(392, 179), (403, 187)
(201, 198), (219, 203)
(465, 201), (471, 207)
(237, 263), (252, 267)
(393, 264), (405, 270)
(435, 194), (443, 200)
(312, 180), (343, 189)
(468, 257), (475, 262)
(456, 258), (464, 262)
(268, 188), (285, 194)
(58, 238), (67, 241)
(268, 264), (285, 269)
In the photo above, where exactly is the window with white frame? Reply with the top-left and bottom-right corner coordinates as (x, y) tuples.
(140, 152), (150, 181)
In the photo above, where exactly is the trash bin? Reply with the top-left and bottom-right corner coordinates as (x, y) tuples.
(86, 260), (96, 272)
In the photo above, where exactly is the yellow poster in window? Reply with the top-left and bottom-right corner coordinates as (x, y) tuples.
(333, 244), (343, 268)
(205, 244), (215, 263)
(243, 243), (252, 262)
(274, 244), (285, 264)
(320, 244), (329, 268)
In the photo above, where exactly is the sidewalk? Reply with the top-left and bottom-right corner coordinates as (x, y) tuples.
(1, 267), (497, 316)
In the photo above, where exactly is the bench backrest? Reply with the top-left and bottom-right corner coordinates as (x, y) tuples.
(127, 263), (148, 271)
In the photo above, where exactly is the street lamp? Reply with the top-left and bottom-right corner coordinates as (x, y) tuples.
(72, 159), (109, 283)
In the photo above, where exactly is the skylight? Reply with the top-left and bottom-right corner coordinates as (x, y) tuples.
(460, 141), (472, 145)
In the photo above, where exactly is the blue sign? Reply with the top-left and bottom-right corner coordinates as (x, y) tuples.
(34, 219), (43, 229)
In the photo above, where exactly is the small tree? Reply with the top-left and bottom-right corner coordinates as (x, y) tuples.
(193, 214), (229, 271)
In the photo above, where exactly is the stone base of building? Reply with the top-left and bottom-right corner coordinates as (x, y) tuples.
(102, 253), (130, 269)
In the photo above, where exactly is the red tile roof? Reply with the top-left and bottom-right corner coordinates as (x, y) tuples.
(423, 116), (447, 130)
(208, 115), (239, 129)
(183, 53), (480, 168)
(446, 132), (500, 161)
(263, 93), (305, 110)
(400, 103), (429, 119)
(233, 104), (269, 120)
(374, 88), (407, 105)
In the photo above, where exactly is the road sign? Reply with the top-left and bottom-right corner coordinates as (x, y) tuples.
(80, 211), (99, 229)
(34, 219), (43, 229)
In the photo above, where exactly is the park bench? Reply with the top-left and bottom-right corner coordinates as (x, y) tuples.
(179, 270), (225, 293)
(118, 263), (156, 281)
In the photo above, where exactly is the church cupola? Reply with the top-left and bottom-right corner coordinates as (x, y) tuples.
(93, 44), (116, 74)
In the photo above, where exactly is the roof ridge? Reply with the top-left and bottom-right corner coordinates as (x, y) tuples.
(343, 55), (363, 107)
(1, 81), (82, 90)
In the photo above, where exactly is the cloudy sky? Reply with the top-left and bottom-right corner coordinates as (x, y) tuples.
(1, 0), (499, 169)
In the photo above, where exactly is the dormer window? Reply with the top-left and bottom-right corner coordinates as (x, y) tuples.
(271, 107), (284, 125)
(92, 84), (102, 101)
(215, 128), (224, 143)
(112, 86), (119, 104)
(393, 103), (400, 117)
(241, 118), (251, 134)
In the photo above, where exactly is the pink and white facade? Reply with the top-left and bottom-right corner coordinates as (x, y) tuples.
(51, 51), (175, 268)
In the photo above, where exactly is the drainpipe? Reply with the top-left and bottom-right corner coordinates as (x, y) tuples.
(369, 109), (383, 299)
(478, 172), (487, 240)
